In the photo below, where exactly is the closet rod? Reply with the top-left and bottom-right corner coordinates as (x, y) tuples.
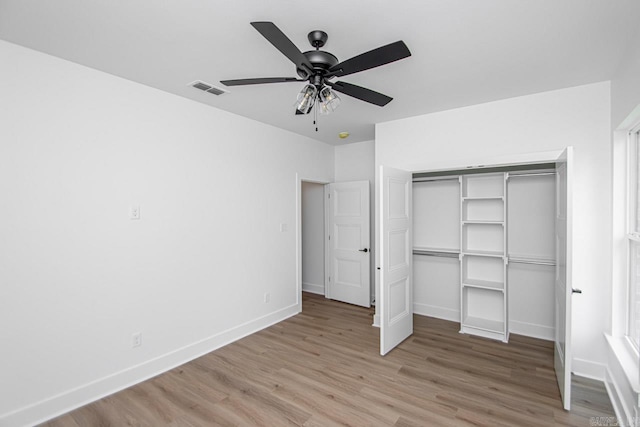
(413, 250), (460, 259)
(412, 177), (459, 183)
(508, 172), (555, 178)
(509, 257), (556, 266)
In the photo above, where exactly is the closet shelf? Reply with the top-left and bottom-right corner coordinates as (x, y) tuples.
(462, 279), (504, 291)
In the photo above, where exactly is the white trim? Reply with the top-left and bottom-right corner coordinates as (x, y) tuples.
(302, 281), (325, 295)
(413, 303), (459, 323)
(375, 148), (566, 332)
(606, 368), (630, 427)
(372, 313), (380, 328)
(606, 334), (640, 427)
(613, 129), (630, 337)
(572, 359), (607, 381)
(0, 304), (300, 427)
(509, 321), (554, 342)
(607, 334), (640, 393)
(325, 184), (331, 300)
(609, 104), (640, 426)
(296, 174), (331, 313)
(624, 120), (640, 344)
(411, 305), (556, 342)
(296, 173), (303, 313)
(402, 149), (564, 176)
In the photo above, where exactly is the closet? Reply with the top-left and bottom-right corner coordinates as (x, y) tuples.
(412, 165), (556, 343)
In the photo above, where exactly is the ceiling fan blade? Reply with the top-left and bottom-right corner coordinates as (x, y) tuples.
(251, 22), (314, 74)
(220, 77), (301, 86)
(328, 41), (411, 78)
(327, 81), (393, 106)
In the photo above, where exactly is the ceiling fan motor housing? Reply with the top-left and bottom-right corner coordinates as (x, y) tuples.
(295, 30), (338, 81)
(298, 51), (339, 77)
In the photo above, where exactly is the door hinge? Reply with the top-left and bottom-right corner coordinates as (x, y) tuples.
(328, 235), (331, 240)
(328, 193), (331, 198)
(328, 276), (331, 282)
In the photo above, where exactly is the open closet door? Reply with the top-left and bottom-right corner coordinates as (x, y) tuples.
(327, 181), (371, 307)
(379, 166), (413, 355)
(555, 146), (573, 410)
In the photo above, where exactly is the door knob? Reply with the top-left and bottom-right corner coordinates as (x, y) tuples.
(359, 248), (369, 253)
(572, 288), (582, 294)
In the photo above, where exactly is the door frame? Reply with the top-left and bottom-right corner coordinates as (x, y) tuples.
(374, 149), (568, 325)
(375, 149), (572, 349)
(296, 174), (331, 313)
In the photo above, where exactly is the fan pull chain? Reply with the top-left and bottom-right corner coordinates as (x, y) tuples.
(314, 98), (318, 132)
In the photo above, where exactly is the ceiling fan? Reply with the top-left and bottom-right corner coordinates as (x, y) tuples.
(220, 22), (411, 116)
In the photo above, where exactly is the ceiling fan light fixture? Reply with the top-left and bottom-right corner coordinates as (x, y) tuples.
(319, 86), (341, 115)
(295, 84), (317, 114)
(225, 22), (411, 121)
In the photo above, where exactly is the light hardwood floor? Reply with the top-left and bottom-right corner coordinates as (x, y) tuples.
(41, 292), (614, 426)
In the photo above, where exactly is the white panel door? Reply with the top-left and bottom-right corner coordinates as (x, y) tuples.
(327, 181), (371, 307)
(380, 166), (413, 355)
(555, 146), (574, 410)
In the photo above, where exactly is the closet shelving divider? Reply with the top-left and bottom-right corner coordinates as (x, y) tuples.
(459, 173), (509, 342)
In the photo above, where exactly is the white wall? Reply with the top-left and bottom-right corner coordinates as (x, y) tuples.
(376, 82), (611, 377)
(334, 140), (376, 304)
(301, 182), (325, 295)
(0, 40), (334, 426)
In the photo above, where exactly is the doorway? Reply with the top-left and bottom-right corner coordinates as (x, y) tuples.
(378, 147), (574, 409)
(297, 177), (372, 312)
(301, 181), (326, 297)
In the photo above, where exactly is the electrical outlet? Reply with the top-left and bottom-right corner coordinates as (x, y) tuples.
(129, 205), (140, 220)
(132, 332), (142, 348)
(264, 292), (270, 303)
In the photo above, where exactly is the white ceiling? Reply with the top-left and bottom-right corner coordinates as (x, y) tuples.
(1, 0), (639, 145)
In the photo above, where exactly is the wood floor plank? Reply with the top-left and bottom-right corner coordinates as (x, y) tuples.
(40, 292), (615, 426)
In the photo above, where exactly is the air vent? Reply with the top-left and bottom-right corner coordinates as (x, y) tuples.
(189, 80), (227, 96)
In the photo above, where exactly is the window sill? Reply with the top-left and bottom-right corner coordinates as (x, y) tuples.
(606, 333), (640, 394)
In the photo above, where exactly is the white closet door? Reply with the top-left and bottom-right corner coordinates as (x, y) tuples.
(380, 166), (413, 355)
(327, 181), (371, 307)
(555, 146), (574, 410)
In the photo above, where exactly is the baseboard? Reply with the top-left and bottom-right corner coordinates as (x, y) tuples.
(0, 304), (300, 427)
(605, 368), (630, 427)
(413, 302), (459, 322)
(372, 313), (380, 328)
(509, 320), (554, 341)
(604, 334), (640, 426)
(572, 358), (606, 381)
(412, 307), (558, 343)
(302, 281), (325, 295)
